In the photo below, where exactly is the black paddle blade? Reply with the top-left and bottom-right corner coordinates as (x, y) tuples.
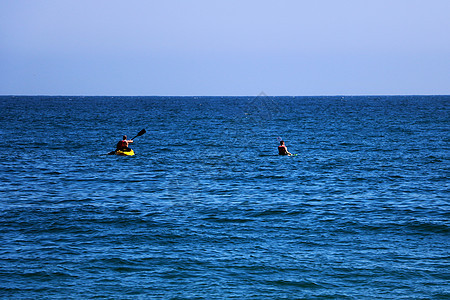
(131, 129), (146, 140)
(137, 129), (146, 136)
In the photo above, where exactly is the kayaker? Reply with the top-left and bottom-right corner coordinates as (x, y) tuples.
(278, 140), (292, 156)
(116, 135), (133, 151)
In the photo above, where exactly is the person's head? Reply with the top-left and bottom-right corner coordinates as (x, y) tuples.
(123, 135), (127, 140)
(280, 141), (285, 146)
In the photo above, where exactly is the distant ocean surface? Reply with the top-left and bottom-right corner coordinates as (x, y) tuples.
(1, 95), (449, 299)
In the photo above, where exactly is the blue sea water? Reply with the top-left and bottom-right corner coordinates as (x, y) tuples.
(0, 95), (449, 299)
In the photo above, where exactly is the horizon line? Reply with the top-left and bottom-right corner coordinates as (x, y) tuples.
(1, 94), (449, 98)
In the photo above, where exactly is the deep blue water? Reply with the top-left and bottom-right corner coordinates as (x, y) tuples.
(0, 95), (449, 299)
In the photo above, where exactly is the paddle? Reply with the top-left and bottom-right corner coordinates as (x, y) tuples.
(131, 129), (146, 140)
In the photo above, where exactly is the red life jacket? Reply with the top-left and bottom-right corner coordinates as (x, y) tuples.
(278, 145), (288, 155)
(116, 140), (128, 149)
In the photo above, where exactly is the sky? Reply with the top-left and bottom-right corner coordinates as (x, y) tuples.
(0, 0), (449, 96)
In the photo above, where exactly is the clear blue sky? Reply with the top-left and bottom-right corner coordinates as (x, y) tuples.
(1, 0), (449, 96)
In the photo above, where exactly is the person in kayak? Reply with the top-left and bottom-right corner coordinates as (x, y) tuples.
(278, 140), (292, 156)
(116, 135), (133, 151)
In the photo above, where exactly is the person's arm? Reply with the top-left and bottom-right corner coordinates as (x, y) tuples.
(127, 139), (134, 143)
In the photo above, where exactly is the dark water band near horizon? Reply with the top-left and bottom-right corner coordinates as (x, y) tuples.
(0, 95), (449, 299)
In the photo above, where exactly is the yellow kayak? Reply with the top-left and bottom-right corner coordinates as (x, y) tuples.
(115, 149), (135, 156)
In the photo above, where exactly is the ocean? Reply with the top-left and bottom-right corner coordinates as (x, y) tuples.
(0, 95), (448, 299)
